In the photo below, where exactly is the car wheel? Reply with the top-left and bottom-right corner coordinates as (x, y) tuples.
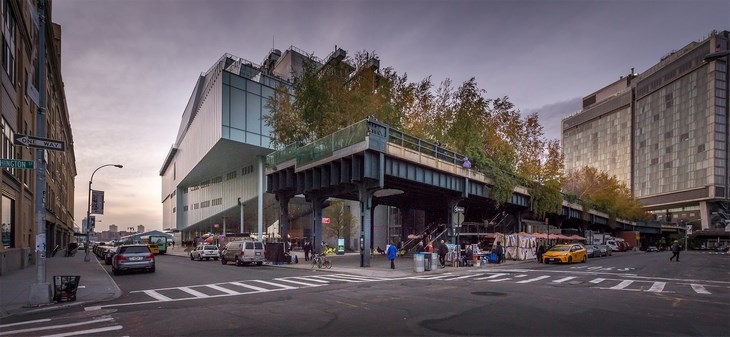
(567, 257), (572, 264)
(221, 257), (227, 265)
(582, 255), (587, 263)
(190, 254), (194, 260)
(112, 268), (119, 276)
(149, 267), (155, 273)
(214, 257), (219, 260)
(256, 261), (263, 266)
(235, 256), (242, 266)
(544, 260), (549, 264)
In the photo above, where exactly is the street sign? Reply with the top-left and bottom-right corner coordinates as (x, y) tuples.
(454, 206), (465, 213)
(0, 159), (34, 169)
(686, 224), (692, 235)
(13, 134), (65, 151)
(322, 217), (330, 224)
(91, 190), (104, 214)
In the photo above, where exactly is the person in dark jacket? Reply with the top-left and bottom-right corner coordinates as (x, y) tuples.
(462, 244), (474, 266)
(386, 243), (398, 269)
(669, 240), (681, 262)
(495, 242), (504, 264)
(303, 240), (312, 261)
(536, 244), (546, 263)
(438, 240), (448, 268)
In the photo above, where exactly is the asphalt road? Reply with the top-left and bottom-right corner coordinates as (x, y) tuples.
(2, 251), (728, 336)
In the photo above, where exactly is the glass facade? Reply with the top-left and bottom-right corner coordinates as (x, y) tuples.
(634, 68), (713, 197)
(563, 107), (632, 186)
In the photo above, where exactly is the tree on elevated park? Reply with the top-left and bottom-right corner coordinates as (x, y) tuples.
(263, 47), (635, 223)
(563, 166), (649, 225)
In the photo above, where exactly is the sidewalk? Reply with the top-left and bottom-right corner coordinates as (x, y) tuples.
(0, 250), (121, 319)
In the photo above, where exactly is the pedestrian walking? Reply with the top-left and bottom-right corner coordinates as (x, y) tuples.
(387, 242), (398, 269)
(303, 240), (312, 261)
(536, 244), (545, 263)
(669, 240), (681, 262)
(438, 240), (448, 268)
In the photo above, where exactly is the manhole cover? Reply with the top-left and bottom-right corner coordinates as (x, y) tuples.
(471, 291), (506, 297)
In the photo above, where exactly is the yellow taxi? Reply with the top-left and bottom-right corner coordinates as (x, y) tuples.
(543, 243), (587, 264)
(147, 243), (160, 255)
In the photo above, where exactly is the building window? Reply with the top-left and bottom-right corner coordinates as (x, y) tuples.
(2, 195), (14, 248)
(183, 205), (188, 212)
(226, 170), (237, 180)
(2, 0), (16, 85)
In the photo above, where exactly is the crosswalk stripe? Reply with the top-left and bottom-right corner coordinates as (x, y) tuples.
(474, 273), (508, 280)
(143, 290), (173, 301)
(41, 325), (124, 337)
(516, 275), (551, 284)
(691, 284), (712, 294)
(589, 278), (606, 284)
(229, 281), (270, 292)
(251, 280), (298, 289)
(609, 280), (634, 290)
(646, 282), (666, 293)
(308, 275), (364, 283)
(409, 274), (455, 280)
(0, 318), (114, 336)
(0, 319), (51, 329)
(179, 287), (210, 298)
(287, 276), (330, 283)
(445, 274), (485, 280)
(207, 284), (242, 295)
(552, 276), (577, 283)
(275, 278), (325, 287)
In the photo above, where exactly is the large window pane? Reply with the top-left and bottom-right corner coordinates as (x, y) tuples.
(222, 85), (230, 126)
(246, 93), (261, 133)
(230, 88), (246, 130)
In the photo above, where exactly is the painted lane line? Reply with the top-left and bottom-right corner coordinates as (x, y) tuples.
(0, 318), (114, 336)
(143, 290), (173, 302)
(179, 287), (210, 298)
(445, 274), (487, 280)
(516, 275), (551, 284)
(691, 284), (712, 294)
(552, 276), (577, 283)
(206, 284), (241, 295)
(0, 319), (51, 329)
(646, 282), (666, 293)
(609, 280), (635, 290)
(474, 273), (508, 280)
(314, 274), (387, 282)
(275, 278), (326, 287)
(229, 281), (270, 292)
(408, 274), (455, 280)
(41, 325), (123, 337)
(250, 280), (298, 290)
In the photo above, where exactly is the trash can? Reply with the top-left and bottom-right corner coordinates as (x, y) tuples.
(413, 254), (424, 273)
(422, 253), (432, 271)
(431, 252), (439, 270)
(53, 275), (80, 302)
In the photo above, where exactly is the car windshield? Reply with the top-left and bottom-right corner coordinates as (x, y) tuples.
(204, 245), (218, 250)
(548, 246), (570, 252)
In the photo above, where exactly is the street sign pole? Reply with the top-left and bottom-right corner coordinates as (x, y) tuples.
(29, 0), (50, 306)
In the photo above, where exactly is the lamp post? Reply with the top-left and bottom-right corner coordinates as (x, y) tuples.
(84, 164), (123, 262)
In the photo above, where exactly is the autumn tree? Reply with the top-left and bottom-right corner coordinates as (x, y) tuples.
(323, 199), (358, 245)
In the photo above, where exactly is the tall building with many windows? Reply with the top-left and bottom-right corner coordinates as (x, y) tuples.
(562, 30), (729, 235)
(0, 0), (77, 274)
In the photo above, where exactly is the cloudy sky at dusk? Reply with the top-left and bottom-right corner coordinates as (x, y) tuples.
(51, 0), (729, 232)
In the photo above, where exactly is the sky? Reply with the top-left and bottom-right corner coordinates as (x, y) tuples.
(51, 0), (730, 232)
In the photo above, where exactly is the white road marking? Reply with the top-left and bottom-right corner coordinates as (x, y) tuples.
(646, 282), (666, 293)
(207, 284), (242, 295)
(142, 290), (172, 301)
(179, 287), (210, 298)
(229, 281), (270, 292)
(445, 274), (486, 280)
(589, 278), (607, 284)
(516, 275), (551, 283)
(0, 319), (51, 328)
(275, 277), (326, 287)
(609, 280), (635, 290)
(691, 284), (712, 294)
(474, 273), (508, 280)
(251, 280), (298, 289)
(41, 325), (123, 337)
(0, 318), (114, 336)
(552, 276), (577, 283)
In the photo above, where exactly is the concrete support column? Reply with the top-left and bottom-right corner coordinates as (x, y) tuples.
(278, 194), (292, 252)
(359, 185), (374, 267)
(311, 196), (326, 255)
(448, 198), (462, 245)
(699, 201), (710, 230)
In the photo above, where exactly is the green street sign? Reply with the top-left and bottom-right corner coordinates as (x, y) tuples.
(0, 159), (34, 169)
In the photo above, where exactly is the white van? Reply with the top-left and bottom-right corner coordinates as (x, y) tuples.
(606, 240), (619, 252)
(220, 240), (266, 266)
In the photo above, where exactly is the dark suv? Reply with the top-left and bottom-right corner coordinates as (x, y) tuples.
(112, 244), (156, 275)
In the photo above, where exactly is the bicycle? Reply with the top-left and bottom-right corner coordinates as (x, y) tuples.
(311, 253), (332, 269)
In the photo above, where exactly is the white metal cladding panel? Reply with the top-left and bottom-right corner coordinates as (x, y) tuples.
(180, 162), (261, 225)
(162, 194), (176, 230)
(175, 72), (223, 186)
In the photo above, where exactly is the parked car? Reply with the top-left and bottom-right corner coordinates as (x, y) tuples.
(716, 245), (730, 252)
(595, 244), (611, 256)
(104, 246), (119, 265)
(190, 244), (220, 261)
(112, 244), (155, 275)
(220, 240), (266, 266)
(543, 244), (587, 264)
(586, 245), (598, 258)
(646, 246), (659, 252)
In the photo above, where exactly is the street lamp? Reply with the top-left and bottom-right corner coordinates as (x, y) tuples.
(84, 164), (123, 262)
